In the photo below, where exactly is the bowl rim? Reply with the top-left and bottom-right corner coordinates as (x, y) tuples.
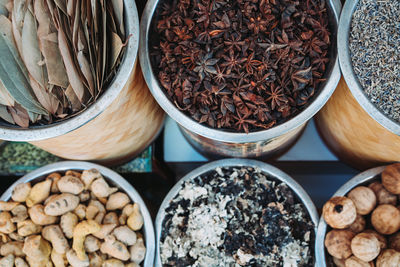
(0, 161), (155, 267)
(154, 158), (319, 266)
(315, 166), (386, 267)
(0, 0), (140, 142)
(139, 0), (342, 143)
(338, 0), (400, 135)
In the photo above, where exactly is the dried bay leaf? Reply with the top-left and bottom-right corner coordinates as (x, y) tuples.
(78, 51), (95, 96)
(109, 31), (123, 72)
(34, 0), (56, 38)
(58, 26), (86, 102)
(40, 33), (69, 88)
(111, 0), (124, 36)
(0, 79), (15, 106)
(101, 0), (107, 86)
(0, 15), (46, 115)
(9, 103), (29, 128)
(11, 0), (27, 55)
(21, 4), (48, 88)
(65, 85), (81, 112)
(29, 74), (60, 115)
(0, 4), (7, 16)
(0, 105), (15, 124)
(53, 0), (67, 15)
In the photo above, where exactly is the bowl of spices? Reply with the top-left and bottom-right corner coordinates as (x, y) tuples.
(316, 163), (400, 266)
(0, 161), (155, 266)
(155, 158), (319, 266)
(140, 0), (341, 159)
(315, 0), (400, 169)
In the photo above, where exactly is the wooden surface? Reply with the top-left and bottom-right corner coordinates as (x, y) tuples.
(315, 77), (400, 170)
(31, 63), (165, 165)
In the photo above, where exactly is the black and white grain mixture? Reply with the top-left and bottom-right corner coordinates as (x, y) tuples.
(160, 166), (315, 266)
(349, 0), (400, 122)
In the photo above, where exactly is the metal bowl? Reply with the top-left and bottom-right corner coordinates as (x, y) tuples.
(316, 166), (386, 267)
(0, 161), (155, 267)
(338, 0), (400, 135)
(0, 0), (140, 141)
(154, 158), (319, 266)
(140, 0), (341, 158)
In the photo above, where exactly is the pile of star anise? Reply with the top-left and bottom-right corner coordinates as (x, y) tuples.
(150, 0), (331, 133)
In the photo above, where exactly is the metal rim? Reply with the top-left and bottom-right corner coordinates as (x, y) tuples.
(154, 158), (319, 266)
(315, 166), (386, 267)
(0, 161), (155, 267)
(0, 0), (140, 141)
(139, 0), (342, 143)
(338, 0), (400, 135)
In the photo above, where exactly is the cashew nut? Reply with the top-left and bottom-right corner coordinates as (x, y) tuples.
(72, 220), (100, 261)
(11, 205), (28, 223)
(22, 235), (51, 260)
(100, 235), (130, 261)
(51, 250), (67, 267)
(8, 232), (24, 242)
(86, 200), (105, 220)
(0, 241), (24, 257)
(11, 183), (31, 202)
(46, 173), (61, 193)
(78, 191), (90, 202)
(0, 234), (9, 243)
(113, 226), (137, 246)
(0, 211), (16, 233)
(26, 179), (52, 207)
(81, 169), (102, 190)
(83, 235), (100, 253)
(44, 193), (80, 216)
(28, 205), (57, 225)
(42, 225), (69, 254)
(17, 220), (42, 236)
(65, 170), (81, 178)
(0, 254), (14, 267)
(73, 204), (86, 220)
(125, 263), (139, 267)
(130, 236), (146, 264)
(60, 212), (78, 239)
(119, 204), (134, 225)
(127, 203), (143, 231)
(102, 259), (124, 267)
(92, 224), (116, 240)
(90, 178), (117, 198)
(0, 201), (19, 211)
(66, 249), (89, 267)
(15, 257), (28, 267)
(88, 252), (103, 267)
(57, 176), (84, 195)
(103, 212), (119, 225)
(106, 192), (130, 210)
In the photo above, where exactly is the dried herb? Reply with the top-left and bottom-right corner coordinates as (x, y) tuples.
(0, 0), (127, 127)
(150, 0), (331, 133)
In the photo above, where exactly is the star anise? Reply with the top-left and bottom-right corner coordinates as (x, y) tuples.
(266, 84), (287, 110)
(233, 112), (256, 133)
(193, 53), (219, 81)
(247, 16), (268, 34)
(224, 33), (245, 52)
(221, 50), (247, 74)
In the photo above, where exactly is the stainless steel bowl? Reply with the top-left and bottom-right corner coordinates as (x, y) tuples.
(0, 0), (140, 141)
(155, 158), (319, 266)
(338, 0), (400, 135)
(316, 166), (386, 267)
(0, 161), (155, 267)
(140, 0), (342, 158)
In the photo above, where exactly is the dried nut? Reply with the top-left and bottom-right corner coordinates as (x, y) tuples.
(125, 263), (139, 267)
(100, 235), (130, 261)
(46, 173), (62, 193)
(351, 232), (381, 262)
(29, 204), (57, 226)
(44, 193), (80, 216)
(0, 211), (16, 233)
(92, 224), (117, 240)
(17, 220), (42, 236)
(106, 192), (130, 210)
(60, 212), (78, 239)
(90, 178), (117, 198)
(130, 236), (146, 264)
(382, 163), (400, 194)
(376, 249), (400, 267)
(15, 257), (29, 267)
(8, 232), (24, 242)
(348, 186), (377, 215)
(42, 225), (69, 254)
(371, 204), (400, 235)
(363, 229), (387, 250)
(11, 205), (28, 223)
(88, 252), (103, 267)
(84, 235), (101, 253)
(65, 170), (81, 178)
(102, 259), (124, 267)
(57, 176), (84, 195)
(72, 220), (101, 261)
(389, 232), (400, 251)
(113, 226), (137, 246)
(66, 249), (89, 267)
(26, 179), (52, 207)
(127, 203), (144, 231)
(345, 256), (373, 267)
(78, 191), (90, 202)
(0, 254), (14, 267)
(0, 201), (19, 211)
(348, 214), (366, 233)
(325, 229), (355, 259)
(86, 200), (105, 220)
(119, 204), (134, 225)
(323, 197), (357, 229)
(0, 241), (24, 257)
(81, 169), (102, 190)
(11, 183), (31, 202)
(103, 212), (118, 225)
(51, 250), (67, 267)
(74, 204), (87, 220)
(369, 182), (397, 205)
(22, 235), (51, 259)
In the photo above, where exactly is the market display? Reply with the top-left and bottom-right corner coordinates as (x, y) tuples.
(0, 0), (126, 127)
(323, 163), (400, 266)
(0, 168), (146, 266)
(159, 166), (315, 266)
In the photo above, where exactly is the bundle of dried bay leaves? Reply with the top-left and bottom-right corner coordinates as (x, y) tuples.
(0, 0), (126, 127)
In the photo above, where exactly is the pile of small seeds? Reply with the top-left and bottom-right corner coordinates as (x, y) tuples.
(349, 0), (400, 122)
(160, 166), (315, 266)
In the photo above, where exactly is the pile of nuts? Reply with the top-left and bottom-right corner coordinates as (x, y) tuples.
(0, 169), (146, 267)
(323, 163), (400, 266)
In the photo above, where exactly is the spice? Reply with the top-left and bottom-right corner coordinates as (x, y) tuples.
(160, 166), (315, 266)
(349, 0), (400, 123)
(150, 0), (331, 133)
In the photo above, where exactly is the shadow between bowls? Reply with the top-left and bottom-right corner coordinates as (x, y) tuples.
(0, 161), (155, 267)
(315, 166), (386, 266)
(154, 158), (319, 266)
